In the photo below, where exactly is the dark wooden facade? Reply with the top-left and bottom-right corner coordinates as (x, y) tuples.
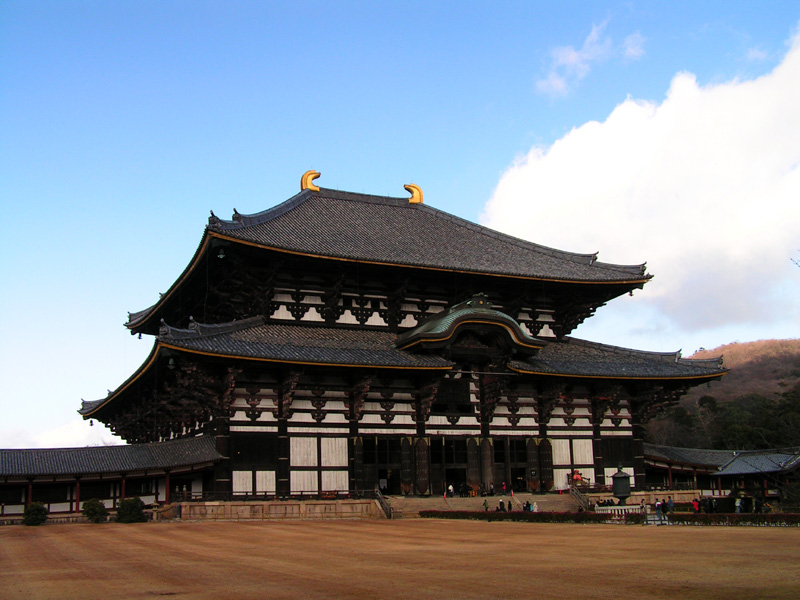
(77, 176), (727, 498)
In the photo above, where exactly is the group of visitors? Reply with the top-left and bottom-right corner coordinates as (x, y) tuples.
(595, 498), (621, 507)
(483, 498), (539, 513)
(479, 481), (513, 497)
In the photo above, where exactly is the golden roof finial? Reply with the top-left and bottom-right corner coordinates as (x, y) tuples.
(404, 183), (423, 204)
(301, 170), (321, 192)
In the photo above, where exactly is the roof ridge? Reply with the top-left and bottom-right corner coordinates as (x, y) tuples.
(159, 315), (265, 340)
(208, 186), (648, 276)
(562, 337), (684, 362)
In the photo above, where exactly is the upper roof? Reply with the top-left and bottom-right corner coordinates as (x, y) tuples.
(127, 182), (651, 331)
(0, 436), (221, 477)
(208, 186), (650, 283)
(509, 338), (727, 380)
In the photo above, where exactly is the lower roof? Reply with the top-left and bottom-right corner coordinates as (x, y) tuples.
(714, 449), (800, 477)
(0, 436), (221, 478)
(510, 337), (726, 380)
(82, 316), (726, 418)
(644, 443), (737, 469)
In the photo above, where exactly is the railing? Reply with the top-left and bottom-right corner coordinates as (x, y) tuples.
(174, 490), (361, 503)
(570, 485), (591, 511)
(594, 505), (644, 516)
(374, 488), (393, 519)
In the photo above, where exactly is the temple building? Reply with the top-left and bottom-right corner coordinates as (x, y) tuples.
(2, 172), (728, 513)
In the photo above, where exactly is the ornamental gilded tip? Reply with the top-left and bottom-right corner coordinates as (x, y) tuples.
(404, 183), (423, 204)
(301, 170), (321, 192)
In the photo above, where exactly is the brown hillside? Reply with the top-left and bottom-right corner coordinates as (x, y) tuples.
(685, 338), (800, 403)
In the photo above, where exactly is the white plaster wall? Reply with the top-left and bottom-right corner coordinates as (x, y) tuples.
(291, 471), (318, 493)
(364, 312), (387, 326)
(290, 413), (316, 424)
(233, 470), (253, 493)
(231, 425), (278, 433)
(551, 438), (571, 466)
(288, 427), (349, 434)
(398, 314), (417, 327)
(290, 438), (317, 467)
(321, 438), (348, 467)
(301, 307), (325, 322)
(601, 428), (633, 437)
(256, 471), (276, 493)
(572, 438), (594, 465)
(271, 305), (293, 320)
(553, 468), (571, 490)
(427, 427), (481, 436)
(360, 414), (387, 424)
(336, 310), (359, 325)
(321, 471), (349, 491)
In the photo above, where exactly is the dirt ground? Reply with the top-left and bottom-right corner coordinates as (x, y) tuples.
(2, 519), (799, 600)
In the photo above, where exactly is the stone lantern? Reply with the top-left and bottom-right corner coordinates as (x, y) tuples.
(611, 467), (632, 505)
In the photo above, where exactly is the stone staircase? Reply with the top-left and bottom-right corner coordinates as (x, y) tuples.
(386, 492), (580, 518)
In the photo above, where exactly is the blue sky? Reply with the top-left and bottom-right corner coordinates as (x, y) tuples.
(2, 1), (799, 447)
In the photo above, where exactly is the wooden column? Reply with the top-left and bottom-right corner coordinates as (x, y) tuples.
(277, 418), (290, 497)
(164, 471), (171, 504)
(629, 403), (647, 490)
(480, 438), (494, 491)
(414, 438), (430, 495)
(74, 477), (81, 513)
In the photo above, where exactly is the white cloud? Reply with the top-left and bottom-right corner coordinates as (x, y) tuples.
(1, 419), (125, 449)
(537, 23), (645, 96)
(746, 46), (768, 61)
(487, 29), (800, 351)
(537, 22), (612, 95)
(624, 32), (646, 60)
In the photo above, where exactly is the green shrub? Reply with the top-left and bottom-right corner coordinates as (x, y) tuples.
(116, 497), (147, 523)
(418, 510), (639, 524)
(82, 498), (109, 523)
(666, 512), (800, 527)
(22, 502), (48, 526)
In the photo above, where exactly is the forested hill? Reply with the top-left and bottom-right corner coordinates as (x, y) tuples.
(645, 339), (800, 450)
(686, 339), (800, 403)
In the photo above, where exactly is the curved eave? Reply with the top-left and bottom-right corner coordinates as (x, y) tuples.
(209, 232), (652, 286)
(396, 319), (544, 352)
(126, 232), (214, 332)
(127, 228), (649, 334)
(81, 341), (453, 419)
(79, 342), (162, 418)
(507, 366), (729, 382)
(158, 342), (454, 371)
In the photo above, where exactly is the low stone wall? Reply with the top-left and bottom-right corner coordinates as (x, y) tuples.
(179, 499), (384, 521)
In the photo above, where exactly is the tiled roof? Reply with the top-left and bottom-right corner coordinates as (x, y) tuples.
(509, 337), (727, 380)
(714, 449), (800, 476)
(644, 443), (736, 468)
(208, 187), (649, 283)
(0, 436), (221, 477)
(159, 316), (453, 369)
